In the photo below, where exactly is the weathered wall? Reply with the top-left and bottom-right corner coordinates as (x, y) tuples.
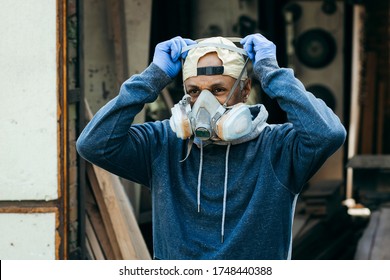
(0, 213), (56, 259)
(192, 0), (259, 38)
(0, 0), (58, 200)
(83, 0), (118, 114)
(0, 0), (60, 259)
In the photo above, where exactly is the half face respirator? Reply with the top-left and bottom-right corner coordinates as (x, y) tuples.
(169, 38), (252, 142)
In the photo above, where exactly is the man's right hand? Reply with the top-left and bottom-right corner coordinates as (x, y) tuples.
(152, 36), (196, 78)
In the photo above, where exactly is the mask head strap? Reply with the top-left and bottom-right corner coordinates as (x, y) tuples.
(181, 40), (248, 56)
(222, 57), (250, 108)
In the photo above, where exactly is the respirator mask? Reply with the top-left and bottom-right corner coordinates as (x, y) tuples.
(170, 90), (252, 141)
(169, 37), (252, 142)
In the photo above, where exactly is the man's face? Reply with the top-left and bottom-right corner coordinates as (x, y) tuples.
(184, 52), (250, 107)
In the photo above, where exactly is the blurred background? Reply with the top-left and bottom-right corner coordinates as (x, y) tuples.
(0, 0), (389, 260)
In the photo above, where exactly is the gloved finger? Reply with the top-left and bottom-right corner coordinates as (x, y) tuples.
(171, 37), (196, 60)
(243, 33), (268, 45)
(241, 33), (259, 44)
(241, 36), (255, 61)
(254, 33), (274, 48)
(155, 40), (169, 52)
(182, 38), (197, 59)
(183, 38), (196, 45)
(169, 36), (189, 62)
(240, 34), (251, 45)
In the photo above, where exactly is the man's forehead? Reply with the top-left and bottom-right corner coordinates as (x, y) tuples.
(197, 52), (223, 67)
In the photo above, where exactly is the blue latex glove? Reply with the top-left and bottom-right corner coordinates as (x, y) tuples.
(153, 36), (196, 78)
(240, 33), (276, 64)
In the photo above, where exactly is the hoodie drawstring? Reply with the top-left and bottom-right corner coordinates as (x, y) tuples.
(221, 143), (231, 243)
(196, 142), (231, 243)
(197, 143), (204, 213)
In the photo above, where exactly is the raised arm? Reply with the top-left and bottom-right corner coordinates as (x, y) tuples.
(241, 33), (346, 192)
(76, 37), (195, 185)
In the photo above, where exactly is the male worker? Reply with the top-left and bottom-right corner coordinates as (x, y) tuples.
(76, 33), (346, 259)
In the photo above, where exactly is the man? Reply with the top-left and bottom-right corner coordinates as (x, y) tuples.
(77, 33), (346, 259)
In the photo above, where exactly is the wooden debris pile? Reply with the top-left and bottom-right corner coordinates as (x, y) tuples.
(84, 162), (151, 260)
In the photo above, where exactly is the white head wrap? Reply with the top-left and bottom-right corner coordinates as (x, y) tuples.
(182, 37), (247, 81)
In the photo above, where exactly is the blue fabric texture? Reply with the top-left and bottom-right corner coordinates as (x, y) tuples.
(76, 59), (346, 260)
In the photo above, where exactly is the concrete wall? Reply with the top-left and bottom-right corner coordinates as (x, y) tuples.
(83, 0), (118, 115)
(0, 0), (60, 259)
(0, 213), (56, 259)
(0, 0), (58, 201)
(192, 0), (259, 38)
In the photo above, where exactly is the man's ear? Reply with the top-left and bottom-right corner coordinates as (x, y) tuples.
(241, 79), (252, 102)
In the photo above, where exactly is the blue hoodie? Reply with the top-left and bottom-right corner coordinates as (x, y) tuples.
(76, 58), (346, 260)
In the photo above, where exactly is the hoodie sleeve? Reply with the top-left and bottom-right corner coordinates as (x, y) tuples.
(253, 58), (346, 194)
(76, 63), (172, 187)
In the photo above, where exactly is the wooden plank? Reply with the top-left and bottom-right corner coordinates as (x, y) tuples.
(123, 0), (152, 124)
(355, 209), (387, 259)
(371, 207), (390, 259)
(85, 214), (105, 260)
(90, 163), (151, 259)
(347, 155), (390, 169)
(85, 234), (95, 260)
(376, 81), (385, 154)
(123, 0), (152, 77)
(87, 163), (122, 259)
(360, 52), (377, 154)
(112, 174), (151, 260)
(106, 0), (128, 89)
(85, 183), (116, 259)
(346, 5), (366, 199)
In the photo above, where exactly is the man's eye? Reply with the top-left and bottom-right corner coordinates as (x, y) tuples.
(188, 89), (200, 96)
(212, 88), (226, 95)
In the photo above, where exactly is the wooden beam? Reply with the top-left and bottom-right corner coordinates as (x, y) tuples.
(87, 163), (122, 259)
(123, 0), (152, 77)
(85, 235), (95, 260)
(85, 182), (116, 259)
(106, 0), (128, 89)
(123, 0), (152, 125)
(370, 207), (390, 259)
(85, 214), (105, 260)
(355, 206), (390, 259)
(376, 81), (385, 154)
(360, 52), (378, 154)
(346, 5), (366, 200)
(347, 155), (390, 169)
(88, 163), (151, 259)
(113, 174), (151, 260)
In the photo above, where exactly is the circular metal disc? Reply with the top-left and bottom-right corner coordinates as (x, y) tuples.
(295, 29), (337, 68)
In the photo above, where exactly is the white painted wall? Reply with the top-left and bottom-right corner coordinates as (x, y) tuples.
(0, 213), (56, 259)
(0, 0), (58, 200)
